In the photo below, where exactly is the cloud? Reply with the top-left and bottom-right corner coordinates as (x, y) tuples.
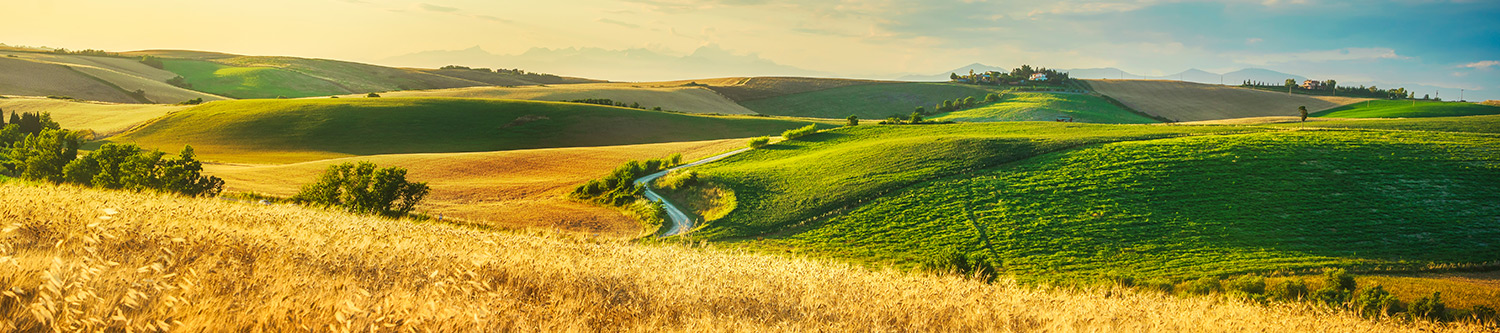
(1231, 47), (1407, 66)
(418, 3), (461, 13)
(598, 18), (641, 29)
(1246, 38), (1263, 45)
(1462, 60), (1499, 69)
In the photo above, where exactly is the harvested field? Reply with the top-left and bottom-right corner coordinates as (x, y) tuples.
(372, 83), (755, 114)
(1085, 79), (1367, 121)
(0, 57), (136, 103)
(0, 97), (187, 136)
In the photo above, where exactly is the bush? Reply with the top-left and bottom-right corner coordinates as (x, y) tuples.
(1267, 279), (1309, 301)
(781, 124), (819, 140)
(61, 144), (223, 197)
(1183, 277), (1220, 295)
(984, 93), (1001, 102)
(1351, 286), (1402, 317)
(655, 170), (698, 191)
(292, 162), (430, 217)
(5, 129), (83, 182)
(178, 98), (204, 105)
(748, 136), (770, 148)
(910, 112), (924, 124)
(1323, 268), (1357, 292)
(846, 115), (858, 126)
(919, 250), (997, 283)
(571, 156), (680, 207)
(1409, 292), (1445, 320)
(367, 92), (381, 98)
(139, 55), (164, 69)
(165, 76), (192, 89)
(1227, 275), (1266, 298)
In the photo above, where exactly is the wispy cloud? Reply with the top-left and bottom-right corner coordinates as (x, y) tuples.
(598, 18), (641, 29)
(418, 3), (460, 13)
(1231, 47), (1407, 66)
(1462, 60), (1499, 69)
(410, 3), (510, 24)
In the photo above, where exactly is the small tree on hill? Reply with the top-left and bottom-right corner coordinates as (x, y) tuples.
(910, 111), (924, 124)
(1285, 78), (1297, 88)
(367, 92), (381, 98)
(963, 96), (977, 108)
(1299, 106), (1308, 122)
(984, 93), (1000, 103)
(846, 115), (858, 126)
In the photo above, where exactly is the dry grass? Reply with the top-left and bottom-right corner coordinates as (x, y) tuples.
(643, 77), (890, 102)
(0, 97), (187, 137)
(1172, 116), (1373, 125)
(369, 83), (755, 115)
(0, 57), (136, 104)
(203, 139), (748, 236)
(1355, 272), (1500, 310)
(1, 183), (1485, 331)
(1086, 79), (1369, 121)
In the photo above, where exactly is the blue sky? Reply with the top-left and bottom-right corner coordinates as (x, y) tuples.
(3, 0), (1497, 100)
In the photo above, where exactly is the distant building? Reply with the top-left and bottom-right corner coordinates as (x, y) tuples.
(1300, 80), (1323, 90)
(1030, 73), (1048, 81)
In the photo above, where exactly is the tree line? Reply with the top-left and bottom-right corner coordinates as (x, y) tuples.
(439, 65), (564, 80)
(1242, 79), (1415, 100)
(1, 110), (224, 197)
(951, 65), (1072, 86)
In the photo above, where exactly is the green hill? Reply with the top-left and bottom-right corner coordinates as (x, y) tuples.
(739, 82), (1005, 119)
(161, 59), (351, 99)
(111, 97), (825, 163)
(1279, 114), (1500, 134)
(686, 123), (1257, 239)
(932, 92), (1158, 124)
(746, 129), (1499, 281)
(1313, 99), (1500, 118)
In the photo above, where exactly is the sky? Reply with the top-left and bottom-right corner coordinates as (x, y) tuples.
(3, 0), (1497, 100)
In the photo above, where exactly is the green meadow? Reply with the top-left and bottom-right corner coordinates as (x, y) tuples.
(1314, 99), (1500, 118)
(161, 59), (350, 98)
(932, 92), (1157, 124)
(740, 82), (1005, 119)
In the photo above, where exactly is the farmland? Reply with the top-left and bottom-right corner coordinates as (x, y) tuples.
(0, 50), (226, 104)
(204, 139), (748, 236)
(0, 183), (1469, 331)
(0, 57), (138, 103)
(932, 92), (1157, 124)
(1084, 80), (1367, 121)
(160, 59), (352, 99)
(740, 82), (1007, 119)
(371, 83), (755, 114)
(1314, 99), (1500, 118)
(0, 97), (186, 136)
(110, 97), (825, 163)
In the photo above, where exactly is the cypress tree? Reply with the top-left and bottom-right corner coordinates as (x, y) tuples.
(7, 111), (18, 126)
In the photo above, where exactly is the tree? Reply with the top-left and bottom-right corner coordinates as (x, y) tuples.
(1323, 79), (1337, 90)
(6, 129), (83, 182)
(846, 115), (858, 126)
(963, 96), (977, 108)
(7, 112), (17, 126)
(910, 111), (924, 124)
(1299, 106), (1308, 122)
(1285, 78), (1297, 87)
(367, 92), (381, 98)
(159, 145), (224, 197)
(139, 55), (165, 69)
(294, 162), (430, 217)
(942, 100), (954, 111)
(915, 106), (926, 114)
(950, 73), (959, 81)
(984, 93), (1000, 103)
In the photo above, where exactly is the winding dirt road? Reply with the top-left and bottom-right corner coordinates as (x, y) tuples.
(635, 147), (752, 236)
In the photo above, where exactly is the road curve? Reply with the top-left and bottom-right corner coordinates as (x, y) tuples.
(635, 147), (752, 236)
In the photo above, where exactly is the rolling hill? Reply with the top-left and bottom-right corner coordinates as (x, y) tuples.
(0, 97), (186, 136)
(1313, 99), (1500, 118)
(0, 56), (141, 103)
(931, 92), (1158, 124)
(110, 97), (826, 163)
(160, 59), (352, 99)
(1084, 79), (1366, 121)
(0, 50), (226, 104)
(368, 83), (754, 114)
(1, 183), (1455, 331)
(739, 82), (1007, 119)
(203, 139), (748, 236)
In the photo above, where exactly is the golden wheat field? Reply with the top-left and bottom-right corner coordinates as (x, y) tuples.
(0, 97), (187, 137)
(204, 139), (748, 236)
(1085, 79), (1368, 121)
(0, 183), (1486, 332)
(368, 83), (756, 115)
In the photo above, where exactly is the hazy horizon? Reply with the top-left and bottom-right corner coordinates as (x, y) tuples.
(4, 0), (1496, 100)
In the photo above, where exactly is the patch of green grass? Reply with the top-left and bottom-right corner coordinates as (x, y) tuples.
(689, 122), (1261, 238)
(1276, 115), (1500, 134)
(112, 97), (828, 164)
(161, 59), (351, 98)
(932, 92), (1158, 124)
(739, 82), (1005, 119)
(749, 130), (1500, 281)
(1314, 99), (1500, 118)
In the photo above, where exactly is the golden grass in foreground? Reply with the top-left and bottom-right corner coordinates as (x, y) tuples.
(1086, 79), (1368, 121)
(205, 139), (748, 236)
(0, 97), (187, 137)
(0, 184), (1484, 331)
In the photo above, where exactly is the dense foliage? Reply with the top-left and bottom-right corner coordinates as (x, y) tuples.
(572, 154), (682, 206)
(292, 161), (430, 217)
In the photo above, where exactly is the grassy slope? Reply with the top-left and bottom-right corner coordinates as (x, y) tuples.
(0, 57), (136, 103)
(204, 139), (748, 236)
(932, 92), (1157, 124)
(1271, 115), (1500, 134)
(746, 129), (1499, 281)
(0, 184), (1453, 331)
(0, 51), (227, 104)
(0, 97), (186, 136)
(740, 82), (1005, 119)
(160, 59), (352, 98)
(1313, 99), (1500, 118)
(689, 123), (1259, 238)
(216, 56), (489, 93)
(112, 97), (825, 163)
(1084, 80), (1366, 121)
(375, 83), (755, 115)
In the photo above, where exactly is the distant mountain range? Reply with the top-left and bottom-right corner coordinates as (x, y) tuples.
(380, 45), (832, 82)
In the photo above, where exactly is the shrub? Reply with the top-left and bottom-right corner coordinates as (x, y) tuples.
(139, 55), (164, 69)
(367, 92), (381, 98)
(655, 170), (698, 191)
(1183, 277), (1220, 295)
(292, 162), (430, 217)
(1227, 275), (1266, 298)
(846, 115), (858, 126)
(1409, 292), (1445, 320)
(910, 112), (924, 124)
(781, 124), (819, 140)
(1322, 268), (1357, 292)
(5, 129), (83, 182)
(178, 98), (204, 105)
(166, 76), (192, 89)
(748, 136), (770, 148)
(984, 93), (1001, 102)
(919, 250), (997, 283)
(571, 156), (680, 207)
(1267, 279), (1309, 301)
(1351, 286), (1402, 317)
(1470, 305), (1496, 324)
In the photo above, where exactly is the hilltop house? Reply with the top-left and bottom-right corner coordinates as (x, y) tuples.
(1300, 80), (1323, 90)
(1030, 73), (1048, 81)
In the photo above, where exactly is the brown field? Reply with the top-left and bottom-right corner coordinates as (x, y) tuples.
(369, 83), (756, 114)
(204, 139), (748, 236)
(1, 183), (1483, 331)
(120, 49), (240, 60)
(1086, 79), (1368, 121)
(0, 97), (186, 137)
(1482, 100), (1499, 107)
(644, 77), (891, 102)
(0, 57), (137, 103)
(1172, 116), (1372, 125)
(0, 52), (227, 104)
